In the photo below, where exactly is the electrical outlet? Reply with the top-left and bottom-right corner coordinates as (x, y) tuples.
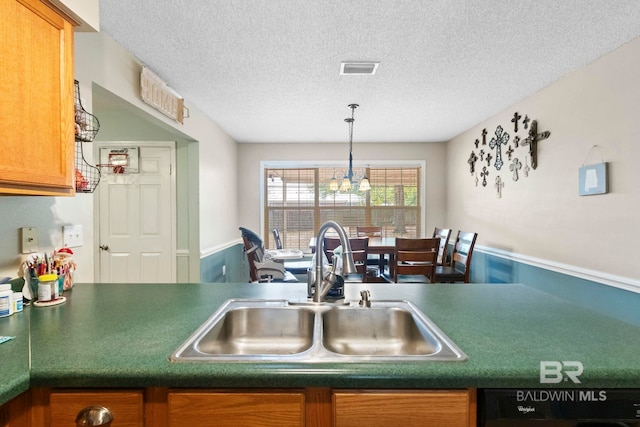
(63, 225), (83, 248)
(21, 227), (39, 254)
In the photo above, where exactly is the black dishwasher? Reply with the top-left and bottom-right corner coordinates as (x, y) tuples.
(479, 389), (640, 426)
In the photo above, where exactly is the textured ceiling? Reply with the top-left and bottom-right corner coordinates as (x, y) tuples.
(98, 1), (640, 143)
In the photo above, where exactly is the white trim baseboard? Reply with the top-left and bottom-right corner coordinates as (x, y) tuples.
(477, 245), (640, 294)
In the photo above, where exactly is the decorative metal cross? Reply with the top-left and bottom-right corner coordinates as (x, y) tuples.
(480, 166), (489, 187)
(523, 115), (530, 129)
(486, 152), (493, 167)
(474, 173), (479, 187)
(482, 128), (487, 145)
(513, 136), (520, 148)
(520, 120), (550, 170)
(495, 176), (504, 198)
(509, 158), (522, 181)
(523, 156), (530, 177)
(489, 125), (510, 170)
(511, 112), (521, 133)
(479, 149), (485, 161)
(506, 145), (514, 160)
(467, 151), (478, 174)
(474, 139), (480, 148)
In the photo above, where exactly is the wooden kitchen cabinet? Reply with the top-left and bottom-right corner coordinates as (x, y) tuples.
(333, 389), (475, 427)
(167, 389), (306, 427)
(24, 387), (475, 426)
(48, 390), (144, 427)
(0, 390), (31, 427)
(0, 0), (75, 196)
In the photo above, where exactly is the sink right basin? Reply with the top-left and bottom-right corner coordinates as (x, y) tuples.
(322, 306), (441, 356)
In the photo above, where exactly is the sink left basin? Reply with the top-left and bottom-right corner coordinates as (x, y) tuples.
(170, 300), (315, 361)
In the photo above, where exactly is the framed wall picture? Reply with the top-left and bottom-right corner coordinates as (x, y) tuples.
(578, 162), (608, 196)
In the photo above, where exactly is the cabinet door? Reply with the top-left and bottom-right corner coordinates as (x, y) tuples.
(49, 390), (144, 427)
(0, 0), (75, 196)
(168, 390), (305, 427)
(333, 389), (474, 427)
(0, 390), (31, 427)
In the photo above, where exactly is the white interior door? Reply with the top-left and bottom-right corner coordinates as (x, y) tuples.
(97, 143), (176, 283)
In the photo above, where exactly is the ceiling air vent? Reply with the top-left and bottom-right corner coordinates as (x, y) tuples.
(340, 62), (379, 75)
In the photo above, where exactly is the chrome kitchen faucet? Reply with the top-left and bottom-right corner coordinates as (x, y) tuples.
(310, 221), (358, 303)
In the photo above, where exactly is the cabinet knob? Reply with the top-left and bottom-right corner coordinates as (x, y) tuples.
(76, 406), (114, 426)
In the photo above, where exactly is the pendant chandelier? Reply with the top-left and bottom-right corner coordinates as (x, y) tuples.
(338, 103), (370, 192)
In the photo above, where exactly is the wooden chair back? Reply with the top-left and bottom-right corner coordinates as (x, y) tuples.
(323, 237), (369, 282)
(394, 237), (440, 283)
(434, 231), (478, 283)
(356, 226), (385, 274)
(432, 227), (452, 265)
(451, 231), (478, 280)
(322, 237), (342, 262)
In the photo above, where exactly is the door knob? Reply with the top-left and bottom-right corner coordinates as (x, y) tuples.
(99, 244), (109, 251)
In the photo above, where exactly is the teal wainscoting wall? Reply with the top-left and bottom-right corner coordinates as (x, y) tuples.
(200, 243), (248, 283)
(472, 248), (640, 328)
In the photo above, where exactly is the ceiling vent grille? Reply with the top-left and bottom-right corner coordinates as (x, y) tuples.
(340, 62), (379, 75)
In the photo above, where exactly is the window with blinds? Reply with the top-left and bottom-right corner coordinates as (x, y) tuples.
(264, 166), (422, 251)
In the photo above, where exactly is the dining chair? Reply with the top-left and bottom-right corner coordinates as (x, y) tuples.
(322, 237), (342, 263)
(356, 226), (385, 276)
(323, 236), (369, 282)
(393, 237), (440, 283)
(432, 227), (452, 266)
(434, 231), (478, 283)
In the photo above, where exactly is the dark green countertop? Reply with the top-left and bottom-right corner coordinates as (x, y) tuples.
(4, 282), (640, 406)
(0, 306), (30, 404)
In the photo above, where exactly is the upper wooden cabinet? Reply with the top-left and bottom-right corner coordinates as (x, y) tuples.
(0, 0), (75, 196)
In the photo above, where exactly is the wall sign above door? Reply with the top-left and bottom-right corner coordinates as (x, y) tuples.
(140, 67), (190, 124)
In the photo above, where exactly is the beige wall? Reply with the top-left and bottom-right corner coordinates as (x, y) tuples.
(237, 142), (447, 237)
(447, 36), (640, 282)
(0, 32), (239, 282)
(74, 32), (240, 278)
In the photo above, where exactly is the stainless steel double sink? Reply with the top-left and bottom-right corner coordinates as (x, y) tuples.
(170, 299), (466, 362)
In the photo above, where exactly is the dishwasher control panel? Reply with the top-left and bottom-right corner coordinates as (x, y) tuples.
(480, 388), (640, 426)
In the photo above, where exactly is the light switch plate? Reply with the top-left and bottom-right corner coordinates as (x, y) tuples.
(21, 227), (39, 254)
(63, 225), (83, 248)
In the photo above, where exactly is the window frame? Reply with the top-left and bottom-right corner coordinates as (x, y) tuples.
(260, 160), (427, 251)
